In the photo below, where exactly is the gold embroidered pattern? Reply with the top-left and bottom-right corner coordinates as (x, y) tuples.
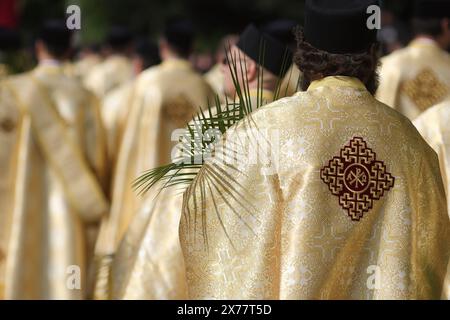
(163, 95), (195, 127)
(0, 118), (15, 132)
(320, 137), (395, 221)
(402, 68), (448, 112)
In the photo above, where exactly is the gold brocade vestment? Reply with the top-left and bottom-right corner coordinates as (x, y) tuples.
(0, 64), (108, 299)
(93, 58), (215, 299)
(0, 64), (9, 80)
(376, 38), (450, 120)
(180, 76), (450, 299)
(84, 55), (133, 99)
(100, 82), (134, 180)
(413, 100), (450, 299)
(71, 55), (102, 83)
(414, 100), (450, 215)
(279, 64), (302, 98)
(110, 90), (274, 299)
(204, 64), (225, 103)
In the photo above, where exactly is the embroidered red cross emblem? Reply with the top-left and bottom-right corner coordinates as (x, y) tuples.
(320, 137), (395, 221)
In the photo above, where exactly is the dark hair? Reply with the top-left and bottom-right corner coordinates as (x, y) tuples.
(38, 20), (72, 59)
(106, 26), (133, 53)
(134, 39), (161, 69)
(87, 43), (101, 53)
(164, 18), (194, 58)
(412, 18), (446, 37)
(293, 27), (380, 94)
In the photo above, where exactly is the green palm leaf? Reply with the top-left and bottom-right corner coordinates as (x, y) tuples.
(133, 42), (294, 196)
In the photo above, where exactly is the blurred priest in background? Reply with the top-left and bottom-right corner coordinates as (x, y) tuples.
(109, 24), (291, 300)
(0, 20), (108, 299)
(377, 0), (450, 120)
(93, 18), (215, 299)
(84, 26), (134, 99)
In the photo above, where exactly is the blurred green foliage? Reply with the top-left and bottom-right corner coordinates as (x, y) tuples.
(74, 0), (306, 49)
(13, 0), (412, 51)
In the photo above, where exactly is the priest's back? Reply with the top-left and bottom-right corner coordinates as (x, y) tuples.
(180, 76), (450, 299)
(0, 63), (108, 299)
(377, 39), (450, 120)
(84, 54), (133, 99)
(93, 58), (215, 298)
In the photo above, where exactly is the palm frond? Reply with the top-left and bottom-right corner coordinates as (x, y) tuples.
(133, 40), (292, 195)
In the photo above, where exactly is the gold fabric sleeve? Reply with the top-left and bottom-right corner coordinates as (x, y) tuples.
(14, 77), (108, 222)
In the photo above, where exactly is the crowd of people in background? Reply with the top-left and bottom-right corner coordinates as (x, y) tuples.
(0, 0), (449, 300)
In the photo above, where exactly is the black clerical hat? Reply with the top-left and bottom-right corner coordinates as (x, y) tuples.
(236, 24), (292, 77)
(414, 0), (450, 19)
(0, 27), (21, 51)
(164, 18), (194, 54)
(38, 20), (72, 49)
(106, 26), (132, 48)
(134, 38), (161, 68)
(262, 19), (299, 47)
(304, 0), (379, 54)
